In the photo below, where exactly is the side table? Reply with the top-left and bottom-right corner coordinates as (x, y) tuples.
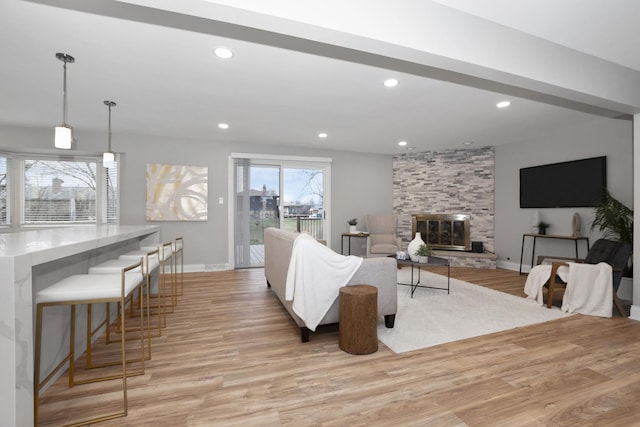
(339, 285), (378, 355)
(340, 232), (369, 255)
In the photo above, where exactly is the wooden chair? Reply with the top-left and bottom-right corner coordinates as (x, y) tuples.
(546, 239), (632, 316)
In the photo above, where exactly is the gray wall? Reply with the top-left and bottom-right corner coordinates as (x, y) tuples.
(0, 126), (394, 269)
(495, 115), (633, 271)
(1, 114), (632, 272)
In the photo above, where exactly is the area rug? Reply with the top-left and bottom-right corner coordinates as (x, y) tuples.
(377, 269), (571, 353)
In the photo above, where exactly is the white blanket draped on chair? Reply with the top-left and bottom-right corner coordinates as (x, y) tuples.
(524, 262), (613, 317)
(524, 264), (568, 305)
(562, 262), (613, 317)
(285, 233), (363, 331)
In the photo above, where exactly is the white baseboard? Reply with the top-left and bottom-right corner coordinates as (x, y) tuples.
(185, 263), (232, 272)
(496, 259), (526, 272)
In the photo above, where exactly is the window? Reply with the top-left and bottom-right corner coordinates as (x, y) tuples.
(0, 155), (8, 225)
(24, 158), (98, 223)
(0, 152), (119, 228)
(230, 153), (331, 268)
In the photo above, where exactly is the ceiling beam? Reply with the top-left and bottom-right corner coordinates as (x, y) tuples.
(28, 0), (640, 118)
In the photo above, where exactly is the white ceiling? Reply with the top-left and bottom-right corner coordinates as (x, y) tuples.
(434, 0), (640, 71)
(0, 0), (638, 155)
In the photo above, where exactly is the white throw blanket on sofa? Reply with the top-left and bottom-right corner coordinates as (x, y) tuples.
(285, 233), (363, 331)
(524, 262), (613, 317)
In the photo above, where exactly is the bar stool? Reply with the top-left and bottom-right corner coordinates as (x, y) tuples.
(121, 242), (173, 326)
(88, 250), (159, 360)
(173, 237), (184, 296)
(159, 241), (176, 309)
(34, 259), (145, 426)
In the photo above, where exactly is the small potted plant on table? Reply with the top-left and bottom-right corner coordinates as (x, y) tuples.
(537, 221), (551, 235)
(415, 243), (433, 263)
(347, 218), (358, 233)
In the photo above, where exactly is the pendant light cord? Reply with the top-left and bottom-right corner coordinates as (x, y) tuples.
(107, 102), (112, 152)
(62, 60), (67, 126)
(104, 100), (116, 154)
(56, 53), (74, 127)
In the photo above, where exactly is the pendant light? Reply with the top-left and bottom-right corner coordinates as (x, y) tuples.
(103, 100), (116, 167)
(54, 53), (75, 149)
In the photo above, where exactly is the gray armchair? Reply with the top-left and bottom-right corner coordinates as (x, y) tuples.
(365, 214), (402, 258)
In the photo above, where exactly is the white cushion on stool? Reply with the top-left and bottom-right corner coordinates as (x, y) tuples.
(89, 259), (141, 274)
(123, 248), (170, 263)
(119, 253), (161, 271)
(37, 273), (144, 304)
(92, 258), (159, 274)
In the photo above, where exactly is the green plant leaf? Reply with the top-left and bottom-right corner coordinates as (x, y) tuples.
(591, 189), (633, 244)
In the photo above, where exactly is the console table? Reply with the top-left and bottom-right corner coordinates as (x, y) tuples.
(519, 233), (590, 275)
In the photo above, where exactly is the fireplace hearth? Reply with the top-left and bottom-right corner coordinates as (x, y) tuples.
(412, 214), (470, 251)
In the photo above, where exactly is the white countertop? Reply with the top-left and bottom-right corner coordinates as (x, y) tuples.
(0, 225), (160, 265)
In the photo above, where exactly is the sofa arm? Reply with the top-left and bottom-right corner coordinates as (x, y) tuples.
(348, 256), (397, 316)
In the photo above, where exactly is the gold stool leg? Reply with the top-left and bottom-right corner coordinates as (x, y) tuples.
(34, 303), (43, 426)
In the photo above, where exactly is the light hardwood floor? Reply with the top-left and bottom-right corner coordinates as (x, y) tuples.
(38, 267), (640, 426)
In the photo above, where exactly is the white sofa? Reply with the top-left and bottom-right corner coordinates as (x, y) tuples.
(264, 227), (398, 342)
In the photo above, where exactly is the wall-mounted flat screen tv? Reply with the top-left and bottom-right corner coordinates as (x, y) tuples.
(520, 156), (606, 208)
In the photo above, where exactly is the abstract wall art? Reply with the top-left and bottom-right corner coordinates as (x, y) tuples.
(146, 163), (208, 221)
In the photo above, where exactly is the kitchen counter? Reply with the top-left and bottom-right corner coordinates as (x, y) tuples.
(0, 225), (160, 427)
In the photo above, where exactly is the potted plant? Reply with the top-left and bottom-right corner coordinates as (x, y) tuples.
(537, 221), (550, 235)
(591, 189), (633, 276)
(591, 189), (633, 245)
(415, 243), (433, 263)
(347, 218), (358, 233)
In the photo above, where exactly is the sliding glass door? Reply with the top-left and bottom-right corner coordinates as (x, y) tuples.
(232, 155), (331, 268)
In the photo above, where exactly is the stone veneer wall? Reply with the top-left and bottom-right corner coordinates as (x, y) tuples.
(393, 147), (495, 267)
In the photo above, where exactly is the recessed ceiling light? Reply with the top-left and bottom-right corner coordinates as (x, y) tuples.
(496, 100), (511, 108)
(398, 141), (408, 146)
(214, 47), (233, 59)
(384, 78), (399, 88)
(463, 141), (474, 146)
(407, 147), (415, 151)
(218, 123), (229, 129)
(318, 132), (328, 138)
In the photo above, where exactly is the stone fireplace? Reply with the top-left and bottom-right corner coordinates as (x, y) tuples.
(412, 214), (470, 251)
(393, 147), (496, 268)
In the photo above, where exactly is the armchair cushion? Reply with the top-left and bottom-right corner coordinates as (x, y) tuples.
(371, 243), (401, 254)
(370, 233), (401, 255)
